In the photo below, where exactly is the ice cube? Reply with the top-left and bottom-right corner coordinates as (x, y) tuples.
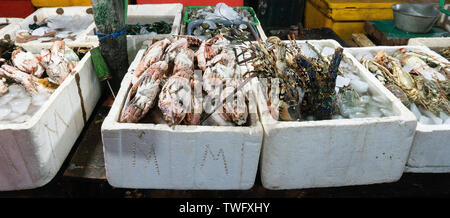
(419, 116), (434, 125)
(0, 91), (16, 105)
(422, 110), (443, 125)
(335, 75), (351, 88)
(350, 79), (369, 94)
(321, 47), (335, 57)
(410, 103), (422, 120)
(300, 45), (319, 59)
(367, 108), (382, 118)
(332, 115), (344, 120)
(32, 92), (50, 106)
(349, 112), (367, 119)
(380, 108), (394, 117)
(9, 96), (31, 114)
(0, 105), (11, 120)
(26, 105), (41, 116)
(444, 118), (450, 125)
(345, 73), (360, 81)
(4, 112), (20, 121)
(360, 95), (371, 104)
(439, 112), (449, 121)
(372, 95), (389, 105)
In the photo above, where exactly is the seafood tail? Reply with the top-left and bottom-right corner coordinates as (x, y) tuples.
(328, 47), (344, 80)
(315, 47), (344, 120)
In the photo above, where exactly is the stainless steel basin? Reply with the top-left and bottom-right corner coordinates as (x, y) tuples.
(392, 3), (441, 34)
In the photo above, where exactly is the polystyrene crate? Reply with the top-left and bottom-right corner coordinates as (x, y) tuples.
(101, 46), (263, 190)
(346, 45), (450, 173)
(0, 42), (101, 191)
(249, 40), (417, 190)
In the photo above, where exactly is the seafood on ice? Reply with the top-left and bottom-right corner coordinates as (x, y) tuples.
(0, 40), (77, 124)
(120, 35), (250, 126)
(238, 36), (395, 121)
(356, 48), (450, 125)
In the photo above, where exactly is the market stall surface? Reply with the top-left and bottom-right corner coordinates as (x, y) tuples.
(0, 94), (449, 198)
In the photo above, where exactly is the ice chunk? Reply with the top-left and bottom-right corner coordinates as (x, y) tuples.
(345, 73), (360, 81)
(332, 115), (344, 120)
(367, 107), (382, 118)
(349, 112), (367, 119)
(0, 85), (25, 105)
(422, 110), (443, 125)
(4, 112), (20, 120)
(380, 107), (394, 117)
(32, 92), (50, 106)
(439, 112), (449, 121)
(360, 95), (371, 104)
(0, 105), (11, 120)
(335, 75), (350, 88)
(26, 105), (41, 116)
(419, 116), (434, 125)
(321, 47), (335, 57)
(300, 44), (319, 59)
(9, 96), (31, 114)
(410, 103), (422, 120)
(372, 95), (389, 105)
(350, 79), (369, 94)
(340, 105), (365, 118)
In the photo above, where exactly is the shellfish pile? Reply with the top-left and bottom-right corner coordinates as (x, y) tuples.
(355, 49), (450, 125)
(0, 39), (77, 124)
(120, 35), (250, 126)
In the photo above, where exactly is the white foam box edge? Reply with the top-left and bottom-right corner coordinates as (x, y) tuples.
(84, 4), (183, 63)
(0, 18), (23, 39)
(408, 37), (450, 51)
(9, 6), (94, 47)
(254, 40), (417, 190)
(101, 48), (263, 190)
(346, 45), (450, 173)
(0, 43), (101, 191)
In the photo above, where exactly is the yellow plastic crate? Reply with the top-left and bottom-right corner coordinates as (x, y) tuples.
(31, 0), (91, 7)
(304, 0), (439, 39)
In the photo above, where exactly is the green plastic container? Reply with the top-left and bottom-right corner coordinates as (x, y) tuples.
(184, 6), (259, 26)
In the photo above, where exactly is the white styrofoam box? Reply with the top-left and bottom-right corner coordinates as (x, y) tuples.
(346, 45), (450, 173)
(251, 40), (417, 190)
(0, 43), (101, 191)
(408, 37), (450, 54)
(85, 4), (183, 64)
(101, 48), (263, 190)
(0, 18), (23, 39)
(10, 6), (94, 47)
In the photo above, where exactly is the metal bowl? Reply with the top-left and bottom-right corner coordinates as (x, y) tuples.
(392, 3), (441, 33)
